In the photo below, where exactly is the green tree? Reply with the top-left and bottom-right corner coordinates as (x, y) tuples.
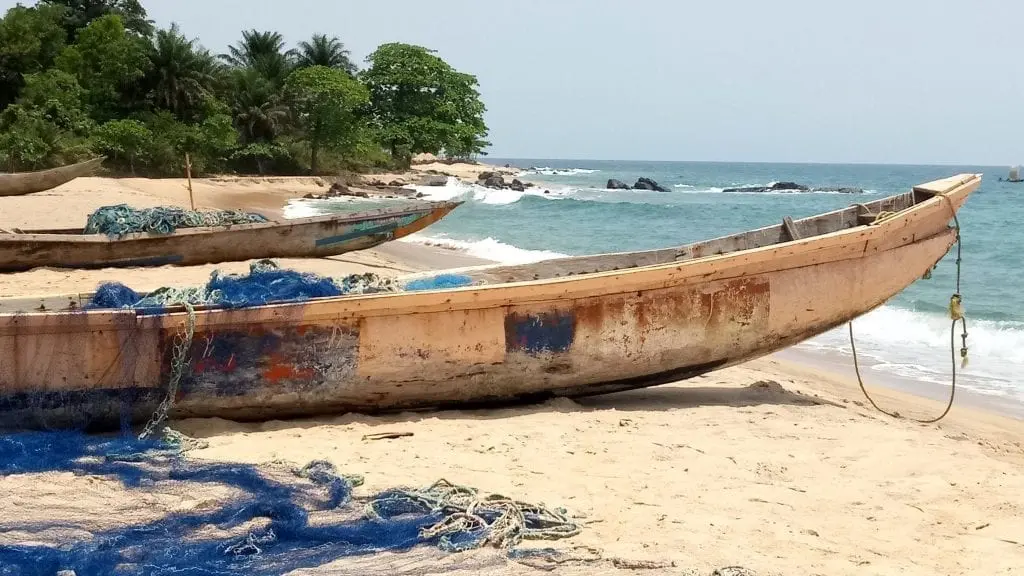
(361, 43), (489, 165)
(284, 66), (368, 173)
(17, 69), (93, 134)
(230, 142), (288, 175)
(222, 30), (293, 87)
(93, 118), (152, 174)
(0, 103), (92, 171)
(146, 24), (220, 119)
(0, 108), (49, 171)
(41, 0), (153, 39)
(228, 68), (288, 144)
(0, 4), (67, 109)
(55, 13), (150, 120)
(296, 34), (356, 75)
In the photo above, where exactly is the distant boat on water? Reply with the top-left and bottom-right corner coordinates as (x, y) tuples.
(1000, 165), (1022, 183)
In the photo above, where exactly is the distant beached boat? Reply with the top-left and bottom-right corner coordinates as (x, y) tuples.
(0, 201), (461, 272)
(0, 174), (979, 430)
(0, 157), (105, 197)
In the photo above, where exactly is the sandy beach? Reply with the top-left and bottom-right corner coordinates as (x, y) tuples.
(1, 168), (1023, 575)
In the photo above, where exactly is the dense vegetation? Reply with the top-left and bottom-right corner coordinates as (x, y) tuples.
(0, 0), (490, 176)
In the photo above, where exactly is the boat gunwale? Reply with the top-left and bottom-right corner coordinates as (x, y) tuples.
(0, 174), (979, 328)
(0, 200), (463, 242)
(0, 157), (106, 197)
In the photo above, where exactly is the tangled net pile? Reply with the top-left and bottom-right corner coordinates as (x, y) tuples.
(88, 259), (399, 311)
(0, 432), (579, 575)
(84, 204), (270, 238)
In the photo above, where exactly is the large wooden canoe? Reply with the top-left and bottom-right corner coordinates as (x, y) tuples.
(0, 174), (980, 430)
(0, 157), (104, 197)
(0, 201), (461, 272)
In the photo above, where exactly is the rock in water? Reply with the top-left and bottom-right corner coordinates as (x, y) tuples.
(771, 181), (809, 191)
(483, 175), (506, 189)
(422, 175), (448, 186)
(510, 178), (526, 192)
(477, 171), (496, 181)
(633, 177), (670, 192)
(607, 179), (632, 190)
(723, 181), (810, 193)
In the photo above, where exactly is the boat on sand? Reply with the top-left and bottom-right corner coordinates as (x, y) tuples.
(0, 157), (105, 197)
(0, 201), (462, 272)
(0, 174), (980, 430)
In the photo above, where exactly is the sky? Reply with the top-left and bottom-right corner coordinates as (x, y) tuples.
(6, 0), (1023, 164)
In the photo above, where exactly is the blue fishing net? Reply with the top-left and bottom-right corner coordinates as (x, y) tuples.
(0, 432), (579, 575)
(86, 260), (397, 311)
(404, 274), (474, 291)
(84, 204), (269, 238)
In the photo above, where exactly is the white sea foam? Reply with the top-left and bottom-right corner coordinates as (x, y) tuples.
(401, 233), (568, 265)
(410, 177), (571, 205)
(797, 305), (1024, 399)
(517, 167), (600, 176)
(281, 197), (400, 219)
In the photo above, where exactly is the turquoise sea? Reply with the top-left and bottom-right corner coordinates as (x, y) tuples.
(297, 160), (1022, 411)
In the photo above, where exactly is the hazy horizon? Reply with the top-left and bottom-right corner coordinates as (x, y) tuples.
(4, 0), (1021, 165)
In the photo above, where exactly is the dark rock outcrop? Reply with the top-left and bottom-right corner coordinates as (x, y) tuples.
(305, 182), (369, 199)
(633, 177), (670, 192)
(510, 178), (526, 192)
(723, 181), (810, 193)
(483, 175), (506, 189)
(477, 171), (496, 181)
(607, 179), (632, 190)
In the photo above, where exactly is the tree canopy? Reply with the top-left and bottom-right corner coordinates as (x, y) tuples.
(0, 1), (490, 176)
(285, 65), (368, 173)
(362, 43), (489, 165)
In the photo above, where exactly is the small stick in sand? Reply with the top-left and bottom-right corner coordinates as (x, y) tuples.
(362, 431), (414, 441)
(185, 152), (195, 210)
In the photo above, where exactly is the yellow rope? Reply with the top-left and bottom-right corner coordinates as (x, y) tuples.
(870, 211), (898, 225)
(849, 193), (968, 423)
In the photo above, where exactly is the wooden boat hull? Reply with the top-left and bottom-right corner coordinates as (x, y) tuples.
(0, 202), (461, 272)
(0, 175), (980, 430)
(0, 158), (104, 197)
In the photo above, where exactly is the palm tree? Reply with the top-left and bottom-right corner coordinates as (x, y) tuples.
(228, 68), (288, 144)
(147, 24), (220, 118)
(296, 34), (357, 75)
(221, 30), (293, 87)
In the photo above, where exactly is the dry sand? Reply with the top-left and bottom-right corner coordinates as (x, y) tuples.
(1, 172), (1023, 575)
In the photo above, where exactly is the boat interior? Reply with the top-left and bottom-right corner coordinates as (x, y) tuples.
(456, 186), (940, 285)
(0, 184), (952, 316)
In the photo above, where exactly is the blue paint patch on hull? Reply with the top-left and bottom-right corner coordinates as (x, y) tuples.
(314, 214), (422, 247)
(504, 310), (576, 355)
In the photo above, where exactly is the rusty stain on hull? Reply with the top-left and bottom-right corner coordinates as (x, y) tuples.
(0, 174), (981, 430)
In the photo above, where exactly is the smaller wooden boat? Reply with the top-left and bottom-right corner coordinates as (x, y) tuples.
(0, 158), (105, 197)
(0, 201), (461, 272)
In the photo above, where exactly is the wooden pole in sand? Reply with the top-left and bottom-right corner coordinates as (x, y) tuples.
(185, 152), (195, 210)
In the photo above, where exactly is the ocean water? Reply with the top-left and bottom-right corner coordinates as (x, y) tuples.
(294, 160), (1023, 408)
